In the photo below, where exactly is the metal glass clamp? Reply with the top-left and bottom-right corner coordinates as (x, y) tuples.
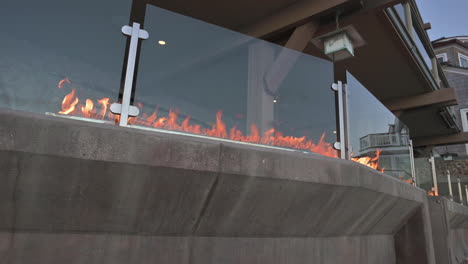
(111, 22), (149, 126)
(332, 81), (347, 159)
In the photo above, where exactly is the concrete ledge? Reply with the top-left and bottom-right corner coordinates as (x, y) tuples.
(446, 199), (468, 229)
(0, 108), (428, 201)
(0, 108), (427, 238)
(0, 232), (396, 264)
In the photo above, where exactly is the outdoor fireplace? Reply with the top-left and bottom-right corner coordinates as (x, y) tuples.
(0, 0), (410, 177)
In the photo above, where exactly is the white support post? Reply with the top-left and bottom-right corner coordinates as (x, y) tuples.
(465, 185), (468, 205)
(409, 140), (416, 186)
(458, 177), (464, 204)
(448, 170), (453, 201)
(429, 156), (439, 196)
(110, 22), (149, 126)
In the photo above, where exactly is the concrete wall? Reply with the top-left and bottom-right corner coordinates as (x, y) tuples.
(0, 109), (437, 263)
(0, 233), (396, 264)
(429, 197), (468, 264)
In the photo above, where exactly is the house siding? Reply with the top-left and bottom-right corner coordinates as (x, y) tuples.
(434, 40), (468, 157)
(435, 45), (468, 67)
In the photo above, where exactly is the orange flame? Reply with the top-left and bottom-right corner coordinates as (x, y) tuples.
(351, 149), (384, 172)
(81, 99), (94, 118)
(428, 188), (439, 196)
(55, 78), (385, 170)
(58, 88), (79, 115)
(58, 77), (71, 89)
(97, 98), (110, 120)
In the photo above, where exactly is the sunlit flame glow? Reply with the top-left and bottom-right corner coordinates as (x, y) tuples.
(58, 88), (79, 115)
(97, 98), (110, 120)
(351, 149), (384, 173)
(81, 99), (94, 118)
(55, 77), (384, 171)
(58, 77), (71, 89)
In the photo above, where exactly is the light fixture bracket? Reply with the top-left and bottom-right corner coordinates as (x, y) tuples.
(311, 25), (365, 61)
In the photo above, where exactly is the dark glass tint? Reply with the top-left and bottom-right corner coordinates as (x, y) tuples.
(347, 72), (412, 180)
(131, 6), (338, 157)
(415, 157), (434, 194)
(0, 0), (131, 121)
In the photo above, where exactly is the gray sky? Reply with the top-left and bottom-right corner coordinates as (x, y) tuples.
(415, 0), (467, 40)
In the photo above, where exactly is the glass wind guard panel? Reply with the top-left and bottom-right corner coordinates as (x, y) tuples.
(347, 72), (412, 180)
(415, 157), (435, 195)
(132, 6), (338, 157)
(412, 27), (432, 71)
(0, 0), (130, 123)
(393, 4), (406, 25)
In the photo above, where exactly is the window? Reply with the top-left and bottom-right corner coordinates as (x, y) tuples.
(436, 53), (447, 63)
(460, 109), (468, 154)
(459, 53), (468, 68)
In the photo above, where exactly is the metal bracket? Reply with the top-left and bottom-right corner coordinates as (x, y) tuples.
(333, 142), (341, 151)
(110, 103), (140, 117)
(116, 22), (149, 126)
(331, 83), (338, 91)
(343, 84), (350, 159)
(122, 24), (149, 39)
(332, 81), (346, 159)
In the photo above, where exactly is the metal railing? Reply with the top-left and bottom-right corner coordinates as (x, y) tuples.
(360, 133), (410, 149)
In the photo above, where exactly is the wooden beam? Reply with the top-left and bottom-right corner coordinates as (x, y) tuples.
(240, 0), (405, 38)
(264, 22), (319, 94)
(357, 0), (404, 11)
(383, 88), (458, 112)
(240, 0), (348, 38)
(413, 132), (468, 147)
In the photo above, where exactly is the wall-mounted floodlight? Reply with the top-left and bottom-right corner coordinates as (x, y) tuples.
(311, 26), (365, 61)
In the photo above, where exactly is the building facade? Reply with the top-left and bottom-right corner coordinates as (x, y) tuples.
(434, 36), (468, 157)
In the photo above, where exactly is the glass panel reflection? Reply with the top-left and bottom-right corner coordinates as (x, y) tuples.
(347, 72), (412, 180)
(393, 4), (406, 24)
(131, 6), (338, 157)
(412, 26), (432, 71)
(415, 157), (435, 195)
(0, 0), (130, 122)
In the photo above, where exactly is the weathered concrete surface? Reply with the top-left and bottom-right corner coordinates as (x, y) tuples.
(394, 206), (436, 264)
(0, 108), (437, 263)
(0, 233), (395, 264)
(429, 197), (468, 263)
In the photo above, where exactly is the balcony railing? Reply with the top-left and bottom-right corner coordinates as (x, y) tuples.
(360, 133), (410, 150)
(0, 0), (416, 182)
(388, 3), (438, 89)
